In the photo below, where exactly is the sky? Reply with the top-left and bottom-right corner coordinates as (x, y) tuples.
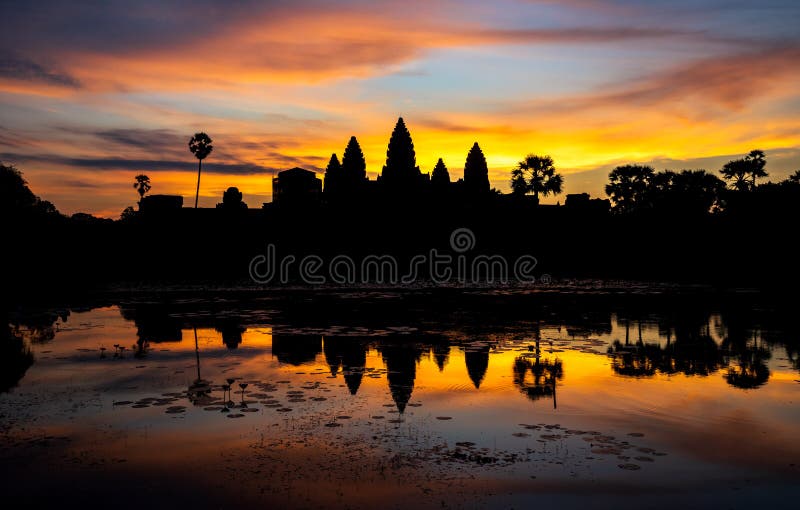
(1, 0), (799, 217)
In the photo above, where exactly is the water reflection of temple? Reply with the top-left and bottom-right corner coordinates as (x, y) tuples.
(464, 344), (490, 389)
(271, 333), (322, 366)
(120, 304), (183, 344)
(431, 343), (450, 372)
(216, 320), (245, 350)
(378, 341), (425, 413)
(324, 336), (368, 395)
(9, 298), (796, 399)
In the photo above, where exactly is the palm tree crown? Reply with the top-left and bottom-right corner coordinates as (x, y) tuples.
(133, 174), (151, 201)
(511, 154), (564, 201)
(605, 164), (654, 213)
(189, 132), (213, 161)
(188, 132), (213, 208)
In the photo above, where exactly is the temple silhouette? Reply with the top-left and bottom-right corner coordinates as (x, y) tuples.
(2, 116), (800, 294)
(270, 117), (496, 208)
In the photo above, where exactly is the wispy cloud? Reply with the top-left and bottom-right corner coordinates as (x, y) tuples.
(505, 45), (800, 116)
(91, 128), (185, 152)
(0, 54), (81, 88)
(0, 1), (761, 92)
(0, 153), (275, 175)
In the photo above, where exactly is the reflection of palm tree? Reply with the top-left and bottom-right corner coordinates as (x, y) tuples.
(607, 339), (661, 377)
(187, 327), (212, 404)
(188, 132), (213, 208)
(512, 355), (563, 408)
(513, 331), (562, 408)
(722, 326), (771, 389)
(608, 315), (723, 378)
(725, 349), (770, 389)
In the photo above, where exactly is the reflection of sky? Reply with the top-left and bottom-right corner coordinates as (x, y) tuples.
(3, 303), (800, 505)
(1, 1), (799, 216)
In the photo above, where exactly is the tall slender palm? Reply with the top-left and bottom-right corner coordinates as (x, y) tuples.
(133, 174), (151, 202)
(188, 132), (213, 208)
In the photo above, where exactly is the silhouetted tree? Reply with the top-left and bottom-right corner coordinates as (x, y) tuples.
(0, 163), (62, 219)
(188, 132), (213, 208)
(745, 149), (767, 188)
(120, 206), (136, 221)
(720, 159), (750, 191)
(788, 170), (800, 184)
(431, 158), (450, 192)
(381, 117), (421, 190)
(605, 164), (654, 213)
(2, 164), (37, 211)
(720, 150), (767, 191)
(510, 172), (528, 196)
(647, 169), (726, 214)
(133, 174), (151, 202)
(463, 142), (490, 194)
(511, 154), (564, 202)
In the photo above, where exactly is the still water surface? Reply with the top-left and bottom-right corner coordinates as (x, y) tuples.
(2, 289), (799, 508)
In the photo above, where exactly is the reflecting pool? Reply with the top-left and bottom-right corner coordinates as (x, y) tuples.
(2, 288), (799, 508)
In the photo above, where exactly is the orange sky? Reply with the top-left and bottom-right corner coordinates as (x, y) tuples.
(1, 0), (799, 216)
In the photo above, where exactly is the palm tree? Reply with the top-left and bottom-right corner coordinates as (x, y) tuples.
(648, 170), (726, 214)
(720, 158), (750, 191)
(720, 150), (767, 191)
(188, 132), (213, 208)
(605, 164), (654, 213)
(511, 154), (564, 202)
(133, 174), (151, 202)
(744, 149), (767, 189)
